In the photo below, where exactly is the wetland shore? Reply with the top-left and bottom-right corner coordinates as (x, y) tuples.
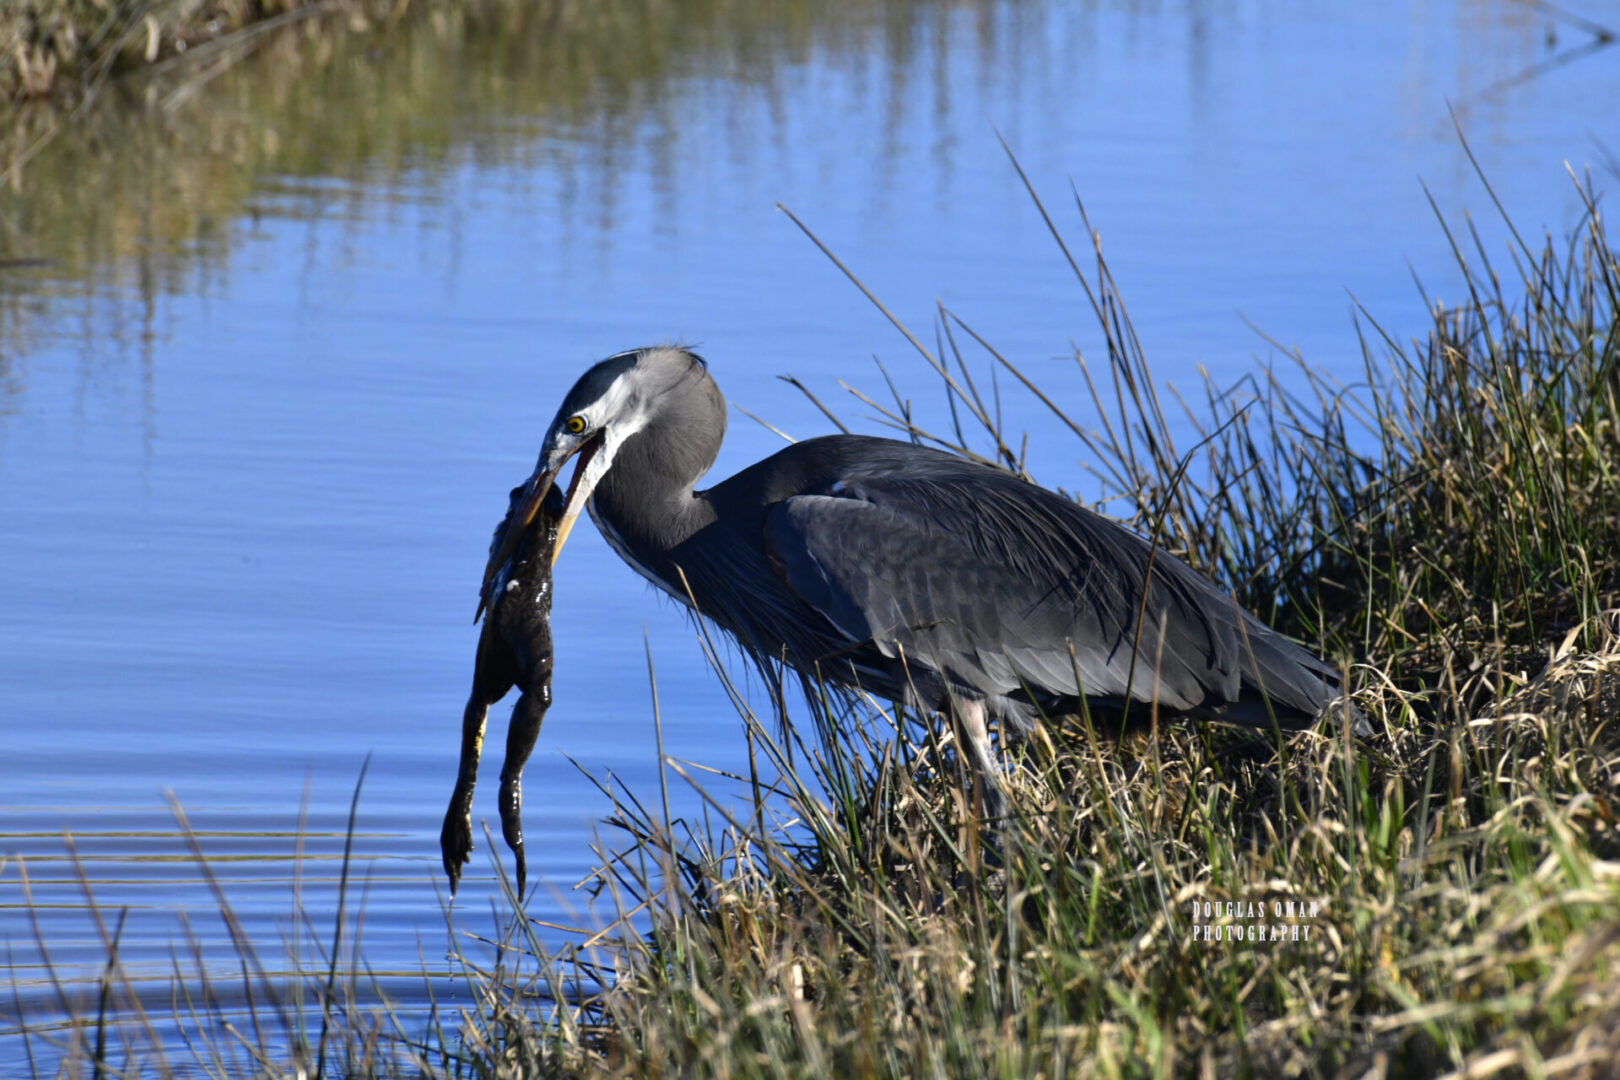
(4, 3), (1618, 1075)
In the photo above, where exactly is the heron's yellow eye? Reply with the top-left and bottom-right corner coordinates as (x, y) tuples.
(564, 416), (587, 435)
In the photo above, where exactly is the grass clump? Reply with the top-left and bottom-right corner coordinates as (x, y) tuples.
(518, 169), (1620, 1079)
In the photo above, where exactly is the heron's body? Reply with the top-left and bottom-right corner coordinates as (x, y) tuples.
(483, 346), (1355, 815)
(589, 431), (1340, 734)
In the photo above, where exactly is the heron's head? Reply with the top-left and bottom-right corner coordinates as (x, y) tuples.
(478, 346), (713, 611)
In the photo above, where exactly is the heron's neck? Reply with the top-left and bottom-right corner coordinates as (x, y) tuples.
(588, 419), (718, 582)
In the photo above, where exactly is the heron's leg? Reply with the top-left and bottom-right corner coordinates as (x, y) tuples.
(442, 634), (512, 896)
(498, 682), (549, 901)
(954, 697), (1007, 821)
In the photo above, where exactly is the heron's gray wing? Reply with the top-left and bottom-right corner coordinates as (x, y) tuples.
(765, 468), (1332, 715)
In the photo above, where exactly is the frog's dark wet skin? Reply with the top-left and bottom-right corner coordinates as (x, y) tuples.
(441, 484), (565, 899)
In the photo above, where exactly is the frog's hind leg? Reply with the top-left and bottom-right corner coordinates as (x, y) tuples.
(442, 632), (515, 895)
(498, 685), (549, 901)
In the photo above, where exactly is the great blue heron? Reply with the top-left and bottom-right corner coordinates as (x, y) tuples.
(483, 346), (1357, 806)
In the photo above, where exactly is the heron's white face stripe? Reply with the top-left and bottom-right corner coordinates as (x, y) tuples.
(585, 368), (652, 440)
(541, 365), (659, 564)
(541, 367), (652, 471)
(566, 369), (652, 486)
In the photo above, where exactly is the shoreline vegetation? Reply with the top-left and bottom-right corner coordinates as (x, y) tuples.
(10, 167), (1619, 1077)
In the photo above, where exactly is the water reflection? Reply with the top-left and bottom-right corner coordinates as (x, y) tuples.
(5, 1), (1610, 367)
(2, 1), (1023, 349)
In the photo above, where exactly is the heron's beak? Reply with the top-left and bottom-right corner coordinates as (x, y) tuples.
(548, 433), (604, 565)
(476, 432), (603, 620)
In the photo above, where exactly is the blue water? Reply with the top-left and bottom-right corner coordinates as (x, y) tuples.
(2, 0), (1616, 1066)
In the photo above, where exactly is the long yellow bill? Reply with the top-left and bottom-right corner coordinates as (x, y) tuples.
(475, 433), (602, 621)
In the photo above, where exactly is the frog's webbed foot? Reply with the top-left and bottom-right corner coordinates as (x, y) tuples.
(440, 790), (475, 895)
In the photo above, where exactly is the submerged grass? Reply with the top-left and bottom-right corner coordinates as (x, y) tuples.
(8, 165), (1620, 1076)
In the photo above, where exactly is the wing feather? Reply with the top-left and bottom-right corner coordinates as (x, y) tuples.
(762, 458), (1333, 717)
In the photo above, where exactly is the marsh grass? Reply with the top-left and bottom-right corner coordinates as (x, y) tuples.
(8, 167), (1620, 1076)
(524, 165), (1620, 1078)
